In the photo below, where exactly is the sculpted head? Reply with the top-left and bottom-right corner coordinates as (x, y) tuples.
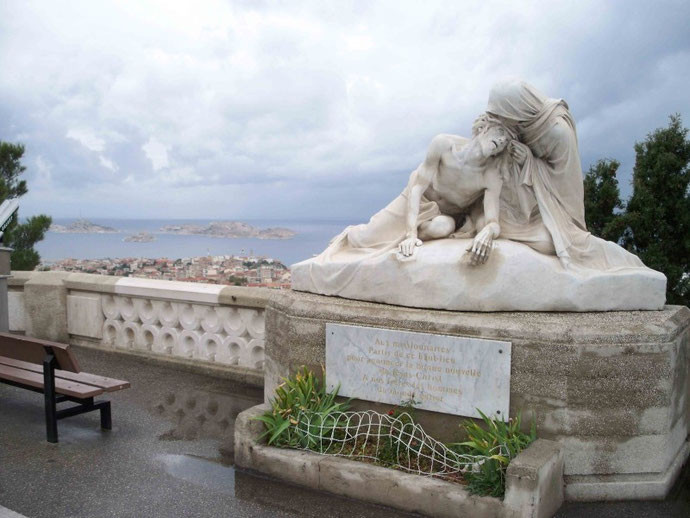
(487, 79), (550, 127)
(472, 113), (516, 158)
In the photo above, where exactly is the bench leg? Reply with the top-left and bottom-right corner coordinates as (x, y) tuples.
(100, 401), (112, 430)
(43, 354), (58, 443)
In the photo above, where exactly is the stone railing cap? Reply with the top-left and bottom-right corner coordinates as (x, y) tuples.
(14, 270), (273, 308)
(8, 270), (37, 287)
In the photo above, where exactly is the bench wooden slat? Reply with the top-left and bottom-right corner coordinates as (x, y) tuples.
(0, 356), (130, 392)
(0, 363), (103, 398)
(0, 332), (80, 373)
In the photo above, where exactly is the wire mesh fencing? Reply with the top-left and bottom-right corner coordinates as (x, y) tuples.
(293, 409), (496, 477)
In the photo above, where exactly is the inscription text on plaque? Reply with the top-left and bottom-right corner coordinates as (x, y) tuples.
(326, 324), (511, 418)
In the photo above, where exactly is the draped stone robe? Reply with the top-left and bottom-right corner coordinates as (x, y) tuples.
(487, 80), (644, 271)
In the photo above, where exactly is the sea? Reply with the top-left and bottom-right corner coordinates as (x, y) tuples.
(37, 218), (359, 267)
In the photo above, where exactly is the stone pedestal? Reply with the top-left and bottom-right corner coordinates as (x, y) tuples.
(265, 290), (690, 501)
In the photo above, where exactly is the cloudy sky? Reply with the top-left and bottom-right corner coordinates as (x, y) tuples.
(1, 1), (689, 221)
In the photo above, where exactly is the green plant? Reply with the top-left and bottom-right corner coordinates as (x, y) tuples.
(450, 410), (536, 498)
(0, 141), (52, 270)
(253, 366), (349, 447)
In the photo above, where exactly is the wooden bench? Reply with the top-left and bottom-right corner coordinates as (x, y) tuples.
(0, 332), (130, 443)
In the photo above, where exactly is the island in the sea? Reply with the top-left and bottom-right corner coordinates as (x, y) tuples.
(159, 221), (296, 240)
(123, 232), (156, 243)
(50, 219), (119, 234)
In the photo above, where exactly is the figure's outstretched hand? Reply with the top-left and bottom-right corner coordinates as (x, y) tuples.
(466, 227), (494, 265)
(510, 141), (532, 166)
(399, 237), (422, 257)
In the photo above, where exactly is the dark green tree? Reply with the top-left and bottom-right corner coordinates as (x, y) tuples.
(621, 115), (690, 305)
(583, 158), (626, 242)
(0, 142), (52, 270)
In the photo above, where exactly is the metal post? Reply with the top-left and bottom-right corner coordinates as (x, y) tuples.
(0, 199), (20, 333)
(100, 401), (112, 430)
(0, 246), (12, 333)
(43, 352), (58, 443)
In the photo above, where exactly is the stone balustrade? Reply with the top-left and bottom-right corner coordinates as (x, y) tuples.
(8, 271), (271, 379)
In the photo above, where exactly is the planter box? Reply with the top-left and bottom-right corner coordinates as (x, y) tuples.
(235, 404), (564, 518)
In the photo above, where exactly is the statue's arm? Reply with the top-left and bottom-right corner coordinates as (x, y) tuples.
(467, 171), (502, 265)
(481, 175), (502, 239)
(400, 136), (444, 250)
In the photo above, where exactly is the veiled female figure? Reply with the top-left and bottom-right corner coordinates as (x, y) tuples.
(486, 79), (643, 270)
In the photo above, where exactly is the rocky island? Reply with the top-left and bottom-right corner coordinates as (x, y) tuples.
(50, 219), (119, 234)
(123, 232), (156, 243)
(159, 221), (296, 239)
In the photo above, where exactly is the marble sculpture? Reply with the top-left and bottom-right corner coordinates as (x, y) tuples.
(291, 79), (667, 311)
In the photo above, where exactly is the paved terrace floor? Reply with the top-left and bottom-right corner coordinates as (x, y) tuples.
(1, 347), (688, 518)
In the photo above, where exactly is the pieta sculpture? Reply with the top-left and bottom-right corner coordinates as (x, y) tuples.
(291, 79), (666, 312)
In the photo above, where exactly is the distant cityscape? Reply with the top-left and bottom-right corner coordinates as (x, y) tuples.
(40, 254), (292, 289)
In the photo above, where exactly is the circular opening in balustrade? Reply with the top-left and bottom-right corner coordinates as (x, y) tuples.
(246, 310), (265, 337)
(203, 338), (218, 362)
(140, 299), (155, 319)
(102, 295), (119, 319)
(229, 341), (241, 365)
(104, 324), (117, 345)
(181, 304), (194, 320)
(202, 308), (219, 331)
(224, 308), (244, 334)
(161, 302), (176, 323)
(124, 327), (135, 347)
(162, 332), (175, 352)
(182, 335), (196, 357)
(143, 329), (154, 350)
(120, 297), (136, 320)
(252, 345), (264, 369)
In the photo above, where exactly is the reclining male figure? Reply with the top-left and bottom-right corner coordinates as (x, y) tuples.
(397, 115), (516, 264)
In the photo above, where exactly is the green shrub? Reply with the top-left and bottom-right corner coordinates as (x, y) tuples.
(253, 366), (349, 447)
(450, 410), (536, 498)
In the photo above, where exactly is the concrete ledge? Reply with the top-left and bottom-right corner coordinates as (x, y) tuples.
(506, 439), (565, 518)
(235, 404), (564, 518)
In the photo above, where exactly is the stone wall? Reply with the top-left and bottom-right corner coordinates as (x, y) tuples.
(8, 271), (270, 381)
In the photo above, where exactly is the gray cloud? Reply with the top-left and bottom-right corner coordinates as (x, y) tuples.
(0, 0), (688, 219)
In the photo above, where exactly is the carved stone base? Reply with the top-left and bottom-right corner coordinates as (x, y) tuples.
(291, 238), (667, 311)
(265, 290), (690, 501)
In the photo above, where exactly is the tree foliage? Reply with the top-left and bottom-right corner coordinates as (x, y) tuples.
(621, 115), (690, 305)
(584, 115), (690, 305)
(0, 142), (52, 270)
(583, 159), (625, 242)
